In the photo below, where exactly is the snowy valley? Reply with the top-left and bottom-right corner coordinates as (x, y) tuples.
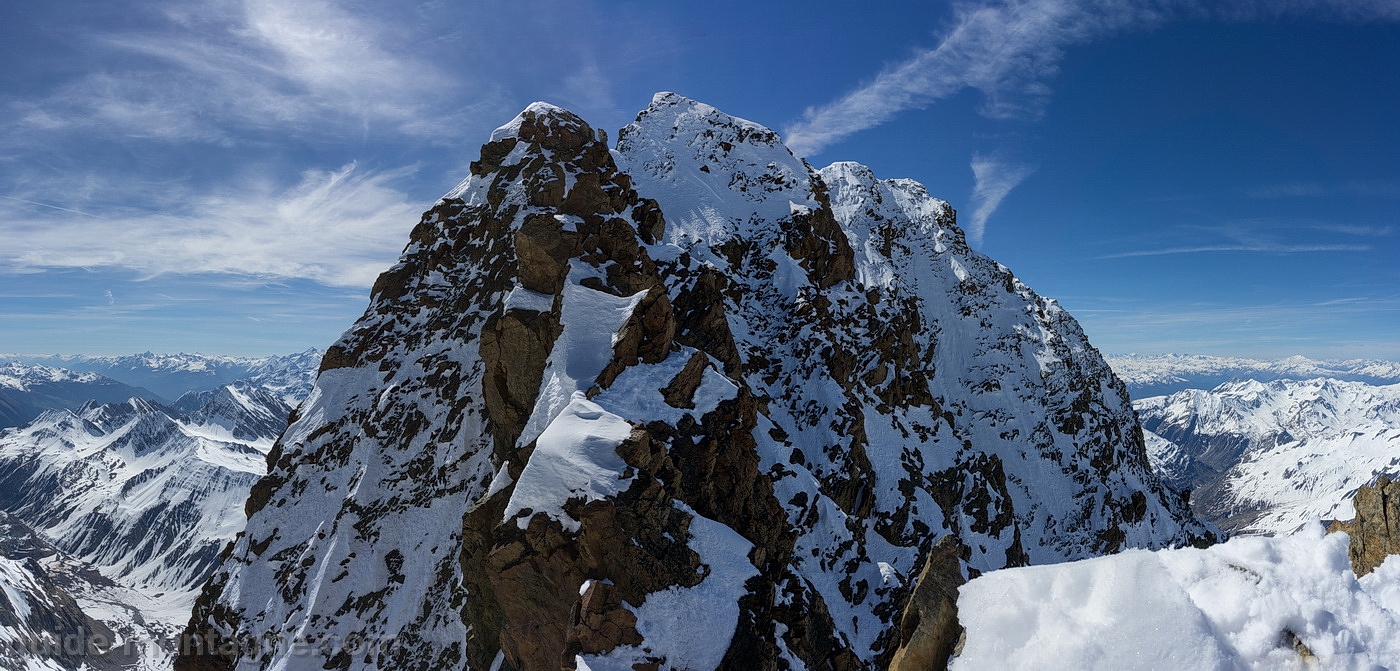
(0, 354), (319, 670)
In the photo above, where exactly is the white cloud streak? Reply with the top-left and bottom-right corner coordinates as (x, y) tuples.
(783, 0), (1400, 157)
(968, 154), (1035, 246)
(12, 0), (489, 144)
(785, 0), (1169, 156)
(0, 164), (423, 287)
(1098, 243), (1372, 258)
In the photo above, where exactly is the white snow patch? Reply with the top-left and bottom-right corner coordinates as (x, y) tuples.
(517, 268), (648, 448)
(484, 462), (514, 499)
(953, 525), (1400, 670)
(0, 558), (34, 620)
(503, 285), (555, 313)
(878, 562), (903, 587)
(949, 258), (968, 283)
(578, 504), (759, 670)
(591, 349), (737, 426)
(504, 393), (635, 532)
(555, 213), (584, 231)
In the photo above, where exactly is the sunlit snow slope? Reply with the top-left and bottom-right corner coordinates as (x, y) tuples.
(952, 525), (1400, 671)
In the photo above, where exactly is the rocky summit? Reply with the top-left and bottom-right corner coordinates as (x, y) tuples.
(176, 93), (1214, 671)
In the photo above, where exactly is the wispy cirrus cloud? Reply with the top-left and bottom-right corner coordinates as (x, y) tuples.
(8, 0), (499, 145)
(1098, 213), (1389, 259)
(784, 0), (1173, 156)
(783, 0), (1400, 157)
(1, 163), (422, 287)
(968, 154), (1036, 246)
(1098, 243), (1371, 259)
(1247, 179), (1400, 199)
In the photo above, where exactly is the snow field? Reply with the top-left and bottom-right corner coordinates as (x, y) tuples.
(954, 525), (1400, 670)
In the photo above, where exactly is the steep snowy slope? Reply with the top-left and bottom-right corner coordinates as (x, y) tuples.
(179, 94), (1210, 671)
(1136, 378), (1400, 535)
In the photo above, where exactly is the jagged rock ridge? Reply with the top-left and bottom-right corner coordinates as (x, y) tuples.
(179, 94), (1212, 671)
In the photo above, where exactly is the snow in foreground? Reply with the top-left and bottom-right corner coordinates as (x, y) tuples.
(954, 525), (1400, 671)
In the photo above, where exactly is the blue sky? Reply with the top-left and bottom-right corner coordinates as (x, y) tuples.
(1, 0), (1397, 359)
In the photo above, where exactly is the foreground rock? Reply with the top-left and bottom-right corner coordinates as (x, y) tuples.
(1328, 476), (1400, 577)
(178, 94), (1212, 671)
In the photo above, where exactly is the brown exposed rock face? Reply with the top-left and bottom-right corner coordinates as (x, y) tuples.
(461, 429), (704, 671)
(885, 536), (967, 671)
(449, 106), (820, 670)
(1328, 476), (1400, 577)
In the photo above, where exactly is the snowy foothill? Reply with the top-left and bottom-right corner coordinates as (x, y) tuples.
(952, 524), (1400, 670)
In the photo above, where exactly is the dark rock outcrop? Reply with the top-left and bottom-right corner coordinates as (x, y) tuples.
(1328, 476), (1400, 577)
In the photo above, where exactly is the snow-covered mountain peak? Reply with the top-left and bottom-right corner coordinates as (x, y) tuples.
(181, 96), (1211, 670)
(617, 92), (824, 254)
(818, 161), (964, 291)
(820, 160), (955, 226)
(0, 362), (101, 388)
(488, 100), (580, 143)
(641, 92), (783, 149)
(76, 396), (168, 432)
(442, 99), (615, 219)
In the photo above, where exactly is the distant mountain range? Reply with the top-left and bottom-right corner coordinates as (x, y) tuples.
(0, 352), (319, 670)
(1136, 378), (1400, 536)
(1106, 354), (1400, 399)
(0, 363), (159, 430)
(2, 350), (322, 402)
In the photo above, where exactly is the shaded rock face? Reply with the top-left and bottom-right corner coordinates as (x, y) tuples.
(884, 536), (966, 671)
(0, 511), (121, 671)
(1328, 476), (1400, 577)
(179, 94), (1212, 671)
